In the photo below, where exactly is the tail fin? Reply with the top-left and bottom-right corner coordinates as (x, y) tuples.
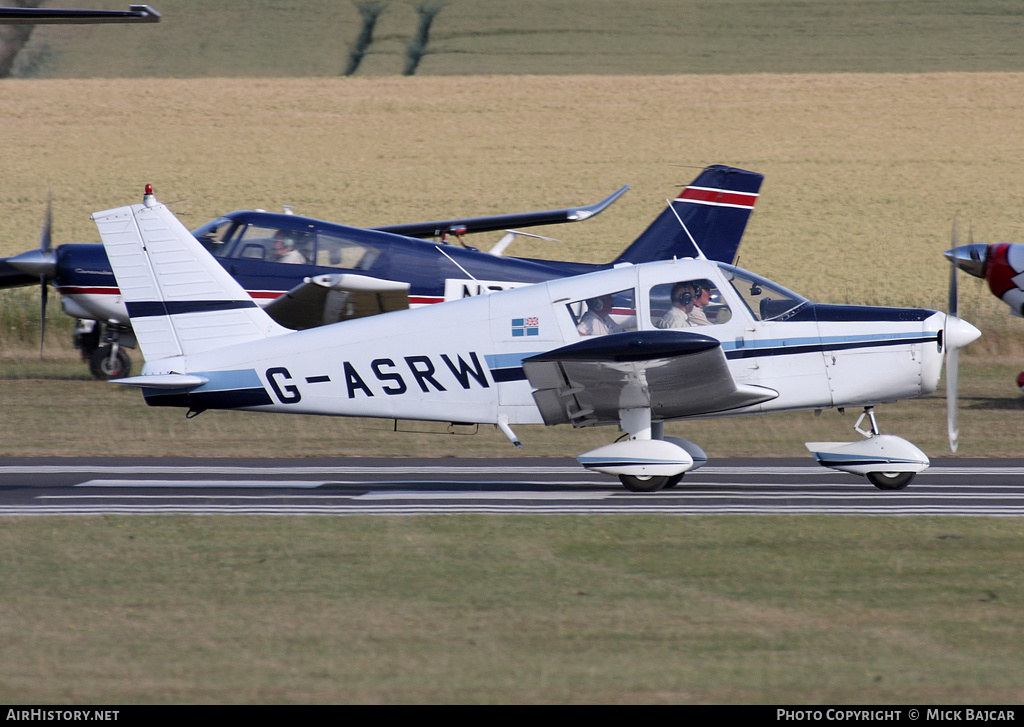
(91, 189), (289, 362)
(612, 165), (763, 266)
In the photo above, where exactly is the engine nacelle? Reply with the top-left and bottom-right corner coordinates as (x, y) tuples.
(805, 434), (930, 476)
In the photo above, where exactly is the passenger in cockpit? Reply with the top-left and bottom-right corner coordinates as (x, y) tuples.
(686, 280), (712, 326)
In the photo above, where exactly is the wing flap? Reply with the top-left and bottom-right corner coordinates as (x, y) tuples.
(523, 330), (778, 426)
(263, 273), (410, 330)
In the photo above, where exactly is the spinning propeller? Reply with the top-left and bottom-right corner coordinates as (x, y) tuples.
(6, 193), (58, 356)
(943, 218), (982, 452)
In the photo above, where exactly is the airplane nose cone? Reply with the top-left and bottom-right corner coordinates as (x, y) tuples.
(945, 315), (981, 351)
(7, 248), (57, 278)
(943, 243), (989, 279)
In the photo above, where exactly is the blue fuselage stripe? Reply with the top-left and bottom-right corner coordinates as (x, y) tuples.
(489, 332), (936, 382)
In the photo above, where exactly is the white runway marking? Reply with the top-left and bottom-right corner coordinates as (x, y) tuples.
(4, 462), (1024, 516)
(76, 479), (331, 488)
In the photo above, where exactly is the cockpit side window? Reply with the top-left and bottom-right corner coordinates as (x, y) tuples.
(315, 233), (381, 271)
(567, 288), (637, 336)
(649, 279), (732, 329)
(720, 264), (807, 322)
(230, 225), (315, 264)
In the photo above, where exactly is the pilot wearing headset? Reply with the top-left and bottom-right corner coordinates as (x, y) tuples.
(656, 281), (711, 328)
(271, 230), (306, 264)
(577, 294), (624, 336)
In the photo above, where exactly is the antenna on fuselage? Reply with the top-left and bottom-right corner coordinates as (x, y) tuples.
(435, 245), (479, 281)
(665, 198), (706, 260)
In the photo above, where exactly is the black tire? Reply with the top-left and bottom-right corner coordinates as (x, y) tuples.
(618, 474), (669, 492)
(661, 473), (685, 489)
(867, 471), (915, 491)
(89, 346), (132, 381)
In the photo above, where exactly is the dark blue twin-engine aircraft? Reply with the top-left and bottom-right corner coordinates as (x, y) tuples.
(1, 165), (763, 378)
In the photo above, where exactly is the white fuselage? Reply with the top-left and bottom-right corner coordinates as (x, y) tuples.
(140, 258), (947, 427)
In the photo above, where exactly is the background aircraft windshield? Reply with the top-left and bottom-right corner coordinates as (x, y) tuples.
(193, 218), (238, 257)
(719, 263), (807, 321)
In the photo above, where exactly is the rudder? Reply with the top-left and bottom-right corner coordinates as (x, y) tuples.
(612, 165), (762, 266)
(91, 189), (289, 362)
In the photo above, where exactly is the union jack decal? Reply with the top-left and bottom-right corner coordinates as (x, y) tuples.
(512, 317), (540, 337)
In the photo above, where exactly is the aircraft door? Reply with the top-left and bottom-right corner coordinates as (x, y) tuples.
(717, 267), (832, 410)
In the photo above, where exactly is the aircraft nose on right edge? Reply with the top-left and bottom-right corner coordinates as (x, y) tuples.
(943, 243), (990, 279)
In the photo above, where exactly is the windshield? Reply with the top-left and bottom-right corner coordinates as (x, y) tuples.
(719, 263), (808, 321)
(192, 217), (238, 258)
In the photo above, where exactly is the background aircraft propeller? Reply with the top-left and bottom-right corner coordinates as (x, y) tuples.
(944, 218), (982, 452)
(4, 194), (58, 356)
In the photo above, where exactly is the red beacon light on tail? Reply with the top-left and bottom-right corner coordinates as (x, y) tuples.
(143, 184), (156, 208)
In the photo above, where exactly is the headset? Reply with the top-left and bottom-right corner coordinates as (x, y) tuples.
(671, 283), (693, 307)
(672, 281), (708, 307)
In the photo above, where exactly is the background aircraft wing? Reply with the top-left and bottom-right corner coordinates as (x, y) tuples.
(522, 330), (778, 427)
(262, 273), (410, 330)
(372, 185), (630, 239)
(0, 5), (160, 23)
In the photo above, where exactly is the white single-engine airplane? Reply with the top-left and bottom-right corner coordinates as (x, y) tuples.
(94, 189), (980, 491)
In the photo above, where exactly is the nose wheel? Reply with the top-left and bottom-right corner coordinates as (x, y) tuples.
(807, 406), (928, 490)
(618, 474), (669, 492)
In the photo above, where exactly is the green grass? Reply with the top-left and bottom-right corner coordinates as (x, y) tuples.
(2, 516), (1022, 703)
(16, 0), (1024, 78)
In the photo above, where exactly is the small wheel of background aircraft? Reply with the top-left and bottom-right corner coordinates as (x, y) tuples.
(90, 186), (979, 491)
(2, 166), (762, 379)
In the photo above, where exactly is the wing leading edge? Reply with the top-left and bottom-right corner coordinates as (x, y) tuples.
(522, 330), (778, 427)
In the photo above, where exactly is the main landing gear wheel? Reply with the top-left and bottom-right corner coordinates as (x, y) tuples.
(89, 345), (131, 380)
(618, 474), (669, 493)
(661, 473), (684, 490)
(866, 471), (915, 491)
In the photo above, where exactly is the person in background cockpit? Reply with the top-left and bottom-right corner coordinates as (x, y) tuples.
(577, 294), (623, 336)
(271, 230), (306, 264)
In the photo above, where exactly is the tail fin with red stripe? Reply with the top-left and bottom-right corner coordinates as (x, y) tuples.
(612, 165), (763, 266)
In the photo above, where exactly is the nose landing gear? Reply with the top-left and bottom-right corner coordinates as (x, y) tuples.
(806, 406), (929, 491)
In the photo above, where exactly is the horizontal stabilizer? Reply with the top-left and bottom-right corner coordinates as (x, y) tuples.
(524, 330), (778, 426)
(111, 373), (209, 390)
(264, 274), (410, 330)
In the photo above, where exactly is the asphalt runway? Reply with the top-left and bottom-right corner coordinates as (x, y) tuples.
(2, 457), (1023, 516)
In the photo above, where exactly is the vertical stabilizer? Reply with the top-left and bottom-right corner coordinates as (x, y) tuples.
(91, 190), (290, 361)
(612, 165), (763, 266)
